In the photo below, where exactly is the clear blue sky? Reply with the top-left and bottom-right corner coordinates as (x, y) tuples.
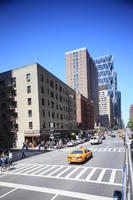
(0, 0), (133, 126)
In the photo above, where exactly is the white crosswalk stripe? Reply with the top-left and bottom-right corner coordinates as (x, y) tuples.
(59, 147), (125, 153)
(109, 169), (116, 184)
(85, 168), (97, 181)
(97, 168), (106, 182)
(2, 163), (122, 186)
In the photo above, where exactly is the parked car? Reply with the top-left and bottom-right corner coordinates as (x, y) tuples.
(90, 136), (102, 144)
(111, 133), (116, 137)
(67, 140), (75, 147)
(67, 147), (92, 164)
(101, 135), (106, 140)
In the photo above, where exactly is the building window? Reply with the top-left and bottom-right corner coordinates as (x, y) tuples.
(51, 101), (54, 108)
(15, 123), (19, 131)
(47, 78), (49, 84)
(50, 80), (54, 88)
(60, 96), (62, 102)
(28, 98), (32, 105)
(48, 111), (50, 117)
(47, 89), (49, 95)
(42, 98), (45, 105)
(26, 74), (30, 82)
(27, 86), (31, 93)
(11, 78), (16, 87)
(40, 74), (44, 82)
(29, 122), (33, 129)
(59, 86), (62, 92)
(60, 114), (63, 120)
(48, 100), (50, 105)
(56, 84), (58, 90)
(56, 94), (58, 100)
(43, 122), (45, 128)
(60, 104), (62, 110)
(13, 101), (17, 108)
(56, 104), (58, 110)
(28, 110), (32, 117)
(52, 112), (55, 119)
(43, 110), (45, 117)
(41, 86), (44, 94)
(51, 91), (54, 98)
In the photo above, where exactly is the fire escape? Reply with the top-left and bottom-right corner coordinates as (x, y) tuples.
(0, 77), (18, 148)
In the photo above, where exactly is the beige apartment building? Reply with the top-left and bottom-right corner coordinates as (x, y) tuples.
(65, 47), (99, 124)
(99, 89), (114, 128)
(0, 63), (76, 148)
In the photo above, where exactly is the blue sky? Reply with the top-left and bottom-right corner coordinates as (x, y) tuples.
(0, 0), (133, 125)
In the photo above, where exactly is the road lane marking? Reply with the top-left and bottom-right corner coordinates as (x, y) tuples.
(85, 168), (96, 181)
(47, 166), (64, 176)
(12, 164), (28, 172)
(0, 188), (17, 199)
(40, 166), (57, 175)
(113, 149), (116, 152)
(0, 181), (113, 200)
(75, 167), (88, 179)
(108, 148), (112, 152)
(98, 148), (102, 152)
(65, 167), (79, 178)
(97, 168), (106, 182)
(109, 169), (116, 184)
(103, 148), (107, 151)
(50, 194), (58, 200)
(32, 166), (48, 175)
(56, 167), (72, 177)
(24, 165), (43, 174)
(18, 165), (36, 174)
(2, 163), (122, 186)
(93, 148), (97, 152)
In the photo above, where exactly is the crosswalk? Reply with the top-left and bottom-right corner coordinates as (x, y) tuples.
(2, 163), (122, 186)
(61, 147), (125, 153)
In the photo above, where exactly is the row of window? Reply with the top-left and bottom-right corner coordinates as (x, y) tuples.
(29, 121), (74, 129)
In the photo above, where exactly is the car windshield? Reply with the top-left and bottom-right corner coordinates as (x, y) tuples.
(71, 150), (83, 154)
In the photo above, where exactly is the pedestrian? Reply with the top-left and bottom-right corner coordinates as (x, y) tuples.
(8, 150), (13, 166)
(38, 143), (41, 151)
(21, 146), (25, 159)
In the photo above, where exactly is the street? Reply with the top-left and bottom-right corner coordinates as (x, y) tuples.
(0, 134), (125, 200)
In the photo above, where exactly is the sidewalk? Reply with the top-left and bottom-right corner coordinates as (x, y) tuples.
(10, 148), (54, 162)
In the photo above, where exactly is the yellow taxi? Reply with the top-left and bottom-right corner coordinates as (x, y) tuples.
(67, 147), (92, 164)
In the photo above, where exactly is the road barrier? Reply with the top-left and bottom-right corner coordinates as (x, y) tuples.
(122, 133), (133, 200)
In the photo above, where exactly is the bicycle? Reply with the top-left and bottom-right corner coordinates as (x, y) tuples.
(1, 159), (14, 172)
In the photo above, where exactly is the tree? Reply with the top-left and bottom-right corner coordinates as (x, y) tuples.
(127, 118), (133, 130)
(113, 125), (118, 130)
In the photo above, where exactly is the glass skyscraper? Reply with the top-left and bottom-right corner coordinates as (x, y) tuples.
(94, 54), (117, 103)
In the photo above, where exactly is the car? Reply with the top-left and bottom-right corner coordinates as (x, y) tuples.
(101, 135), (106, 140)
(111, 133), (116, 137)
(67, 147), (92, 164)
(67, 140), (75, 147)
(90, 136), (102, 144)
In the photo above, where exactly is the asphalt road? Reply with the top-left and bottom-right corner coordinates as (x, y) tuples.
(0, 134), (125, 200)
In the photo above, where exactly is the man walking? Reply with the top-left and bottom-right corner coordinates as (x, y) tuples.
(21, 146), (25, 159)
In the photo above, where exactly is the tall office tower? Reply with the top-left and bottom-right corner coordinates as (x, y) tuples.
(0, 63), (76, 148)
(130, 104), (133, 119)
(94, 54), (118, 127)
(94, 55), (117, 102)
(114, 91), (122, 128)
(99, 89), (114, 128)
(65, 47), (99, 124)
